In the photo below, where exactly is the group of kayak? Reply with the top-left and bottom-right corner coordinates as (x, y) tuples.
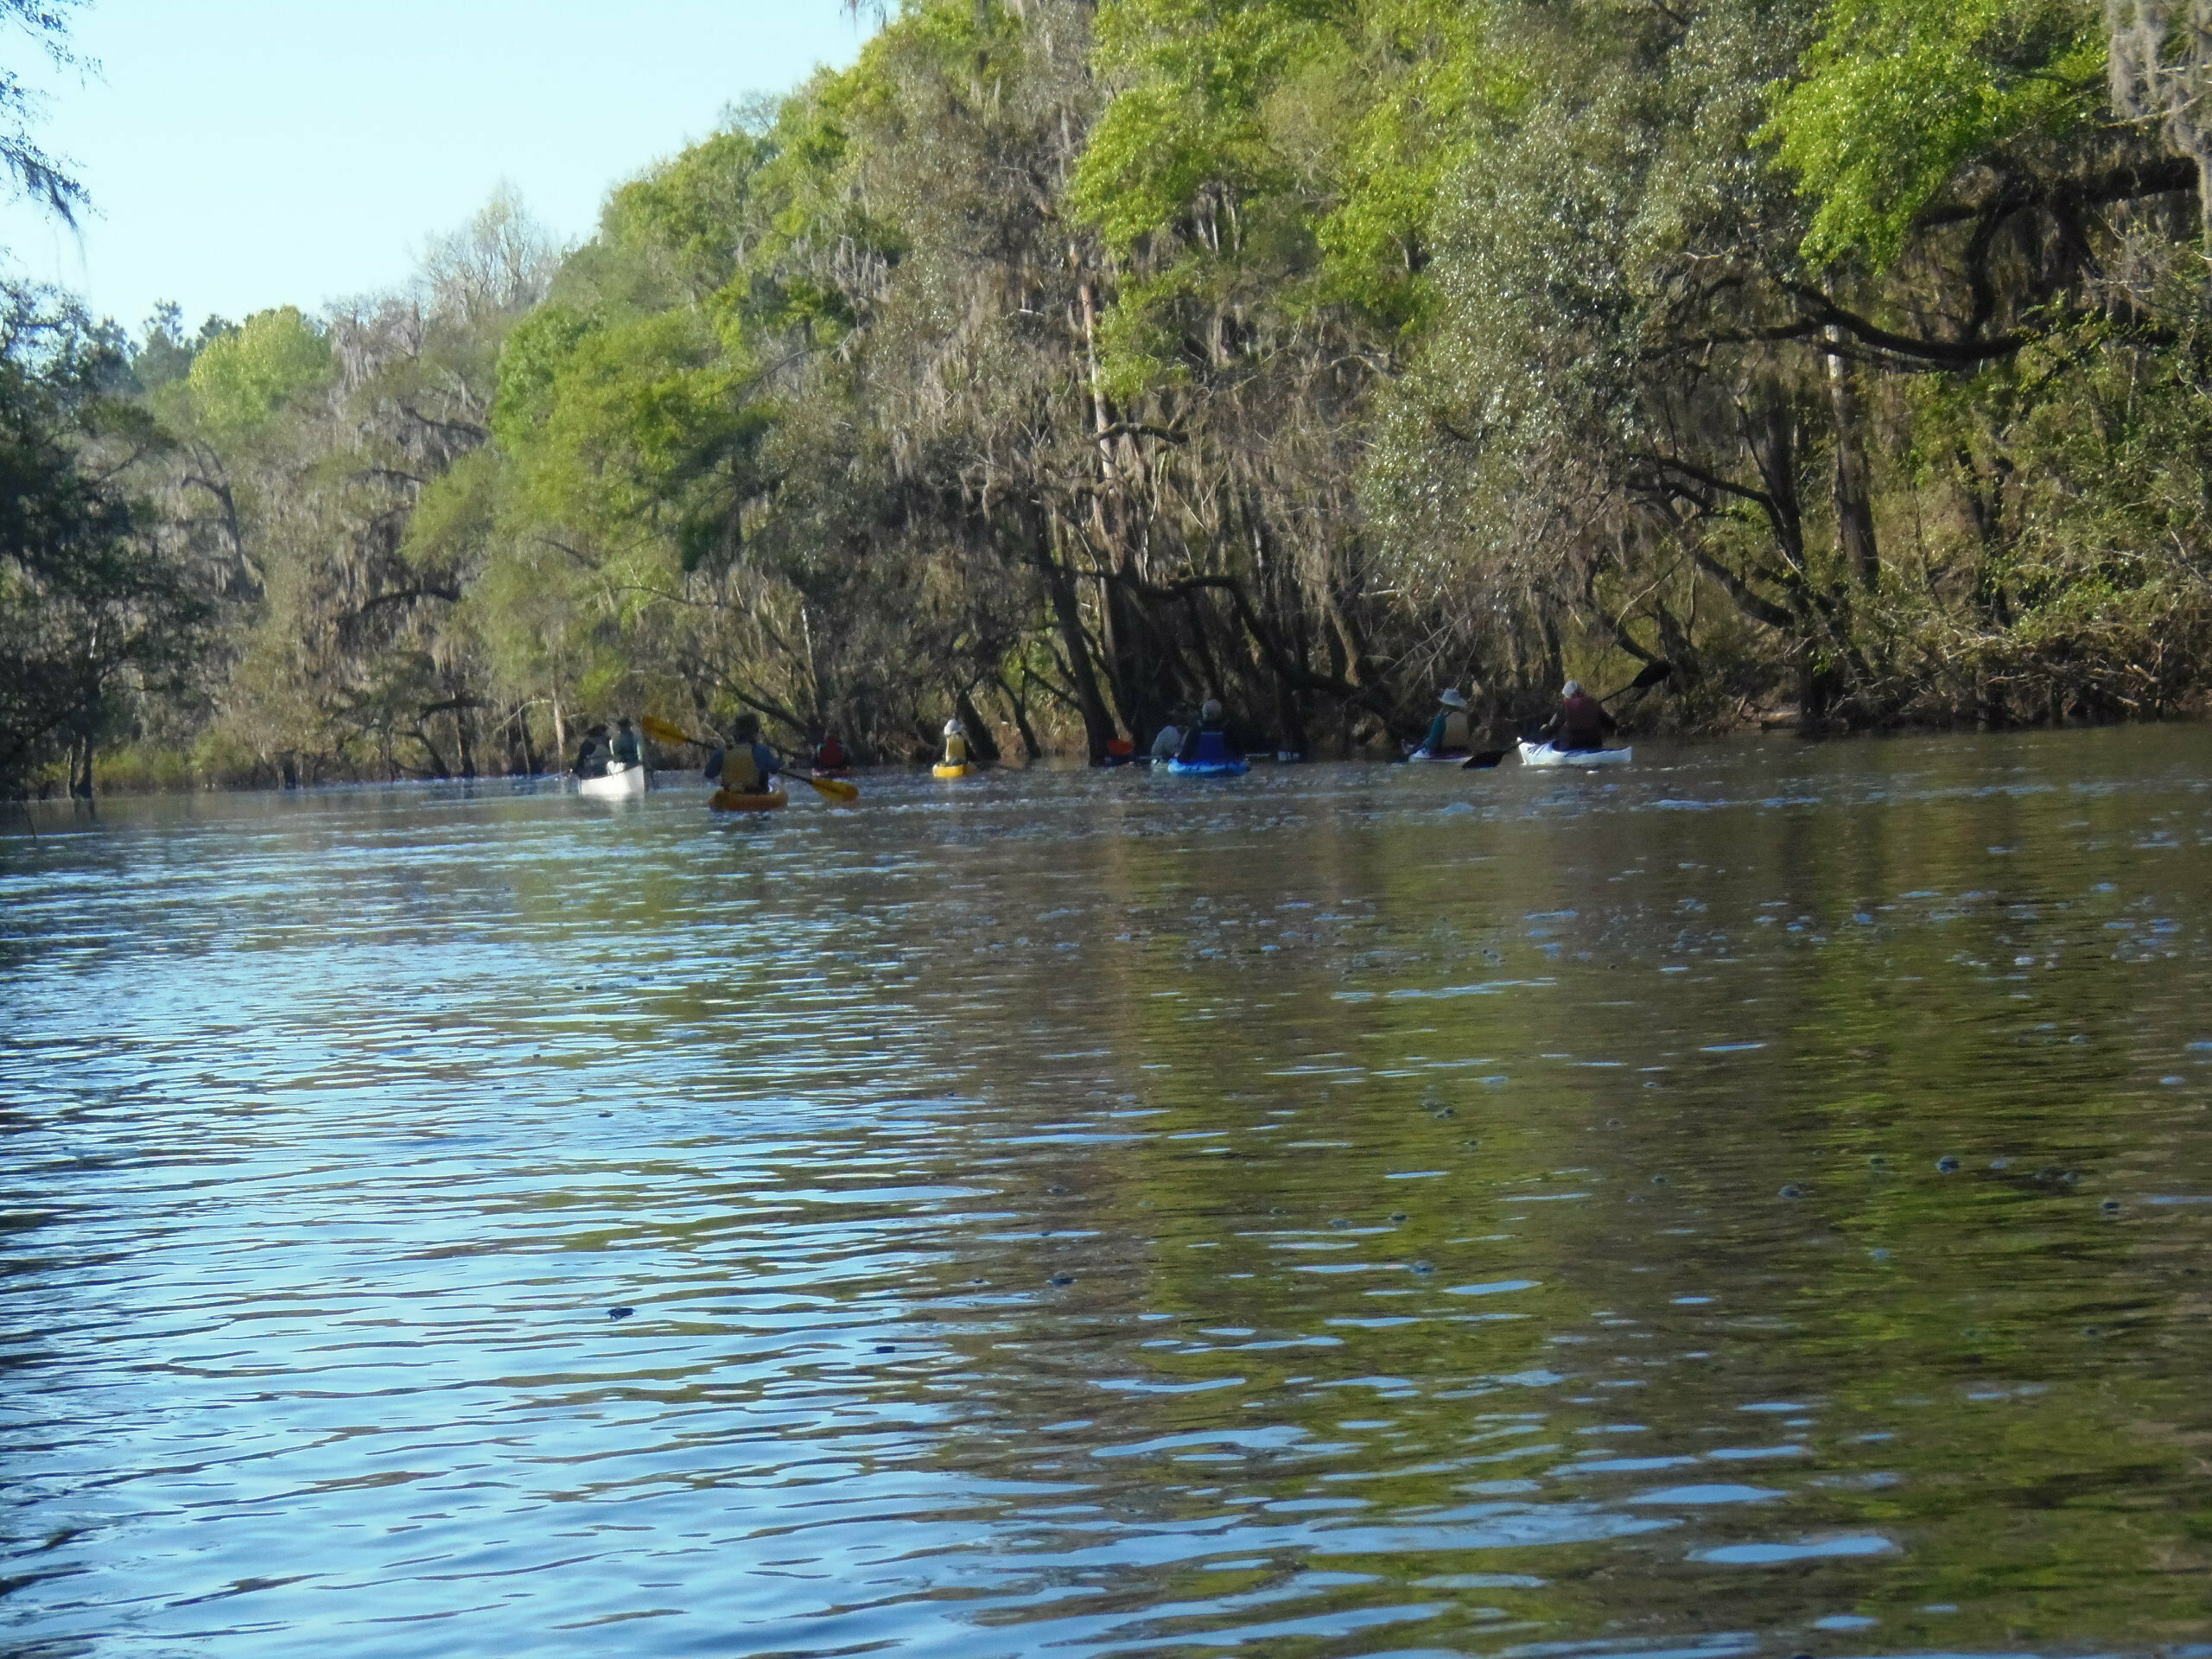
(570, 714), (852, 811)
(569, 675), (1644, 811)
(1402, 681), (1633, 769)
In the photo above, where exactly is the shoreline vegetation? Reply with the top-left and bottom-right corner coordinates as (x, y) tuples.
(10, 0), (2212, 798)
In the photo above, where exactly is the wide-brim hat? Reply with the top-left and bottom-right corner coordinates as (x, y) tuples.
(1439, 688), (1467, 709)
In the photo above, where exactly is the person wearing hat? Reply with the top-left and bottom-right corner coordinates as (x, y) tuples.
(706, 713), (783, 793)
(1175, 697), (1243, 765)
(572, 723), (613, 778)
(1417, 689), (1474, 759)
(940, 716), (971, 770)
(1541, 680), (1617, 753)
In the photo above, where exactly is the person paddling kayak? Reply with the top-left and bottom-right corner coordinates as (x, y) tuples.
(707, 714), (782, 793)
(1417, 688), (1473, 758)
(1176, 699), (1243, 766)
(1541, 680), (1618, 753)
(811, 732), (849, 773)
(611, 718), (642, 769)
(940, 717), (972, 770)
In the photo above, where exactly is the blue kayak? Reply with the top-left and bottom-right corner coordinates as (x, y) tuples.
(1165, 757), (1250, 776)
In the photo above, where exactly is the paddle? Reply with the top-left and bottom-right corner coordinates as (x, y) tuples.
(1459, 749), (1509, 770)
(1600, 659), (1674, 702)
(641, 715), (860, 804)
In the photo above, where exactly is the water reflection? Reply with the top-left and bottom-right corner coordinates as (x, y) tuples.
(1, 729), (2208, 1656)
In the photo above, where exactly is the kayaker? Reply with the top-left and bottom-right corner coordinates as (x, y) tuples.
(1418, 689), (1473, 757)
(707, 714), (782, 793)
(1541, 680), (1618, 753)
(812, 732), (849, 772)
(1176, 699), (1243, 765)
(1150, 715), (1184, 762)
(941, 717), (971, 770)
(573, 724), (612, 778)
(610, 718), (642, 770)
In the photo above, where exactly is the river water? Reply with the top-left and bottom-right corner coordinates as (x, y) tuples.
(3, 728), (2209, 1658)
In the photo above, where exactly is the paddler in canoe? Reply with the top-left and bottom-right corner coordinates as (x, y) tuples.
(706, 714), (785, 798)
(610, 717), (643, 771)
(1414, 688), (1473, 760)
(573, 723), (613, 778)
(1540, 680), (1619, 753)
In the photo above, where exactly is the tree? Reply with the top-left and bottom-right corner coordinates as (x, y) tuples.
(0, 289), (207, 796)
(0, 0), (87, 225)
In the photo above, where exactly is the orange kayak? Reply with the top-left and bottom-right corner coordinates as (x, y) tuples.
(709, 788), (788, 812)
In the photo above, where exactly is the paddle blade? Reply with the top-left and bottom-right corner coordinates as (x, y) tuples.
(1630, 659), (1674, 691)
(642, 714), (701, 747)
(1462, 749), (1506, 770)
(804, 772), (860, 804)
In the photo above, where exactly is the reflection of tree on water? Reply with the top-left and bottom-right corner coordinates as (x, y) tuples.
(3, 748), (2209, 1652)
(869, 756), (2212, 1650)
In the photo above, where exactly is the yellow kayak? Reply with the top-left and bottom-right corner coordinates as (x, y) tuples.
(709, 788), (788, 812)
(931, 762), (972, 779)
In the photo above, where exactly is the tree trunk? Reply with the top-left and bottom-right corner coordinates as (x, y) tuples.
(954, 688), (1001, 763)
(1034, 514), (1118, 761)
(997, 671), (1044, 760)
(1825, 327), (1879, 590)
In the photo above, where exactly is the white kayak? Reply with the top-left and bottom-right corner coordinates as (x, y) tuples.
(1403, 749), (1474, 765)
(1518, 741), (1632, 769)
(576, 762), (648, 798)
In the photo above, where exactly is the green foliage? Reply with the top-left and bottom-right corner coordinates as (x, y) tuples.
(0, 288), (208, 793)
(1767, 0), (2107, 268)
(90, 0), (2212, 790)
(184, 305), (334, 441)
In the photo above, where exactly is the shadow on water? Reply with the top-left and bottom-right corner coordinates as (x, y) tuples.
(0, 729), (2207, 1656)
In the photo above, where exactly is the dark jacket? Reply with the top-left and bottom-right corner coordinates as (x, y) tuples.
(1546, 693), (1617, 751)
(1177, 720), (1243, 763)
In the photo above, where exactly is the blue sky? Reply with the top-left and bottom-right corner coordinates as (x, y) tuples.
(0, 1), (872, 336)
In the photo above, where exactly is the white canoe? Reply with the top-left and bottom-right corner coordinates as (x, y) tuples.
(1403, 749), (1473, 765)
(1518, 741), (1632, 769)
(577, 762), (648, 798)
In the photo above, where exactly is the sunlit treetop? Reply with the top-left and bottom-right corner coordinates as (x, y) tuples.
(1764, 0), (2108, 270)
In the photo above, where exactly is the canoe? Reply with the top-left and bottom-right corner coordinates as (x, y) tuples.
(932, 762), (973, 779)
(577, 763), (647, 798)
(1518, 740), (1632, 769)
(709, 787), (788, 812)
(1165, 757), (1250, 776)
(1403, 749), (1474, 765)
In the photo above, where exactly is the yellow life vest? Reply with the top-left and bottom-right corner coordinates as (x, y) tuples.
(944, 732), (969, 765)
(724, 744), (764, 791)
(1440, 709), (1471, 750)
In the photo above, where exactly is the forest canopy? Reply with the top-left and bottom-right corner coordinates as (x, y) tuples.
(16, 0), (2212, 793)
